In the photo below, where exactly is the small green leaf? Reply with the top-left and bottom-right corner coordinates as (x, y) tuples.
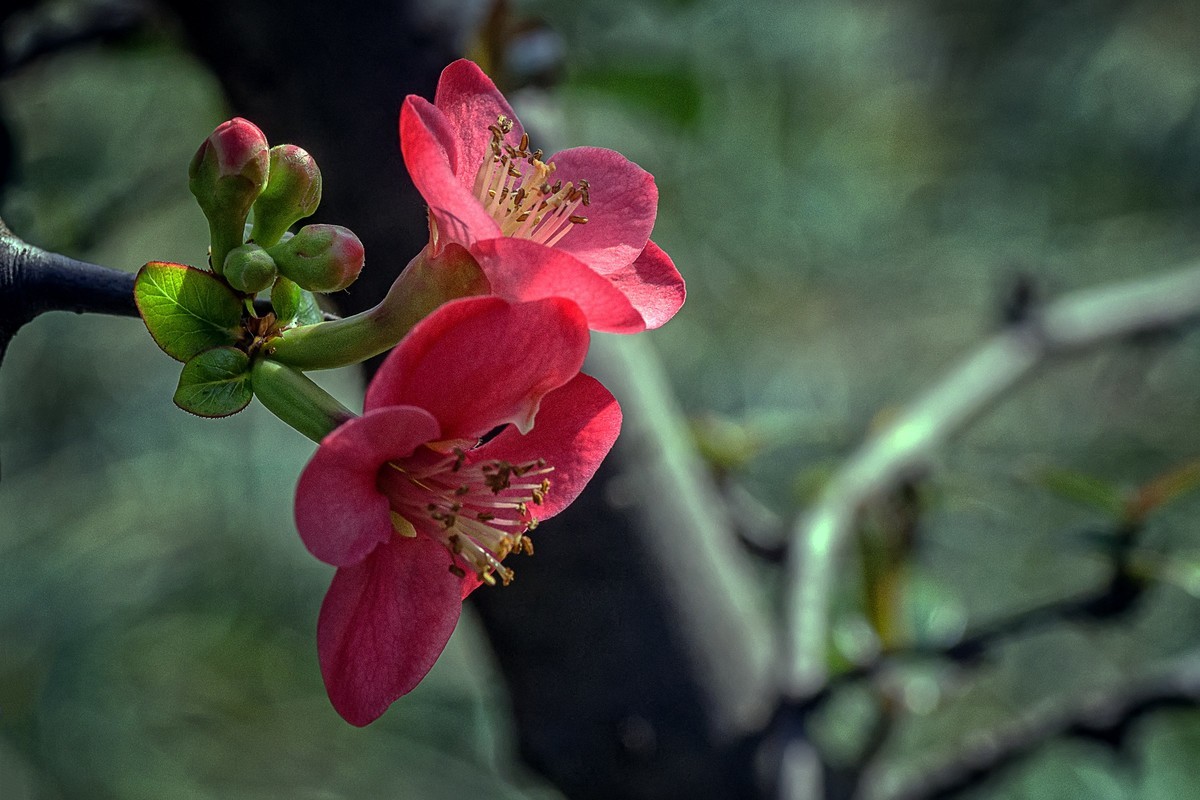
(1130, 459), (1200, 521)
(134, 261), (243, 362)
(270, 275), (323, 328)
(173, 347), (253, 417)
(1033, 467), (1126, 519)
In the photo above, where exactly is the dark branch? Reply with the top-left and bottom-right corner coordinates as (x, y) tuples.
(2, 0), (150, 75)
(814, 527), (1148, 711)
(0, 220), (138, 365)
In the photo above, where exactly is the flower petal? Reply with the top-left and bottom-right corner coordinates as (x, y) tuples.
(543, 146), (658, 276)
(367, 296), (590, 439)
(604, 239), (685, 329)
(296, 406), (441, 567)
(317, 537), (464, 726)
(433, 59), (525, 188)
(400, 96), (501, 250)
(470, 238), (645, 334)
(474, 373), (621, 521)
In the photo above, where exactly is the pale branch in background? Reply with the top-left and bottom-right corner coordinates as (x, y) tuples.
(589, 333), (777, 737)
(776, 261), (1200, 800)
(784, 261), (1200, 699)
(861, 652), (1200, 800)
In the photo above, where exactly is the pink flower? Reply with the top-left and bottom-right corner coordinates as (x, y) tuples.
(400, 59), (685, 334)
(294, 296), (621, 725)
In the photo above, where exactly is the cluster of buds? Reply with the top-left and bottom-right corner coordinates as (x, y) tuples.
(188, 119), (364, 295)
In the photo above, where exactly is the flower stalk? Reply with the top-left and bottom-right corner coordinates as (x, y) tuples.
(250, 357), (356, 442)
(265, 244), (489, 370)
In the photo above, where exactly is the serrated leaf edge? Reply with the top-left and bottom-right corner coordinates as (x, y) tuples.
(135, 261), (243, 362)
(172, 347), (254, 419)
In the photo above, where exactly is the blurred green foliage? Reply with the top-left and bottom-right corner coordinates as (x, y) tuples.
(4, 0), (1200, 797)
(531, 0), (1200, 795)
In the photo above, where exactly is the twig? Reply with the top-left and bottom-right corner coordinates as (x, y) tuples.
(777, 262), (1200, 798)
(0, 220), (138, 363)
(858, 653), (1200, 800)
(0, 221), (339, 364)
(818, 525), (1146, 704)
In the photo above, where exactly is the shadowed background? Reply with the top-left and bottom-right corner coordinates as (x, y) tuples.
(4, 0), (1200, 798)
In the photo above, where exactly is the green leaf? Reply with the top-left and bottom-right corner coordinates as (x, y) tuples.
(270, 275), (323, 328)
(1033, 467), (1126, 519)
(1130, 459), (1200, 521)
(134, 261), (243, 362)
(173, 347), (253, 417)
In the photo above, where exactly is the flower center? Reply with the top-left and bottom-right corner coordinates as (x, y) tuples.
(382, 446), (553, 586)
(472, 115), (590, 247)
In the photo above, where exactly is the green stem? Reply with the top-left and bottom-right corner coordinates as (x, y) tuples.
(250, 357), (356, 442)
(265, 244), (488, 371)
(208, 216), (246, 276)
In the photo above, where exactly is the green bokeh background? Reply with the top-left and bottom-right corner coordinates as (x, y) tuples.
(4, 0), (1200, 797)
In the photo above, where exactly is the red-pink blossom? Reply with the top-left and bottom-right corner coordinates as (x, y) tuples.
(294, 296), (621, 725)
(400, 59), (685, 334)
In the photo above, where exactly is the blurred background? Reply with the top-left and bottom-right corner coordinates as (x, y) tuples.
(4, 0), (1200, 798)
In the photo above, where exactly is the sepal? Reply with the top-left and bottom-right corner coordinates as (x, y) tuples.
(271, 275), (325, 328)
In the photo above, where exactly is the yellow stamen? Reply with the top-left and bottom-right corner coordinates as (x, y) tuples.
(472, 115), (591, 247)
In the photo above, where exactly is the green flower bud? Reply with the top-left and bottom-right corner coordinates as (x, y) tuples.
(251, 145), (323, 248)
(189, 117), (270, 274)
(223, 243), (278, 294)
(268, 224), (364, 293)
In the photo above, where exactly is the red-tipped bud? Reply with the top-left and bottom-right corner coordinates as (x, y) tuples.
(188, 118), (270, 273)
(223, 243), (279, 294)
(190, 118), (270, 183)
(251, 145), (323, 248)
(268, 224), (364, 293)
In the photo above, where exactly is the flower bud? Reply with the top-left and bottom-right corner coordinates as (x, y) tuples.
(189, 117), (270, 274)
(251, 145), (323, 248)
(268, 224), (364, 293)
(223, 243), (278, 294)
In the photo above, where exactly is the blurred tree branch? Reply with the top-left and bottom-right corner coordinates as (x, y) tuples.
(859, 653), (1200, 800)
(1, 0), (148, 74)
(777, 261), (1200, 799)
(825, 519), (1147, 698)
